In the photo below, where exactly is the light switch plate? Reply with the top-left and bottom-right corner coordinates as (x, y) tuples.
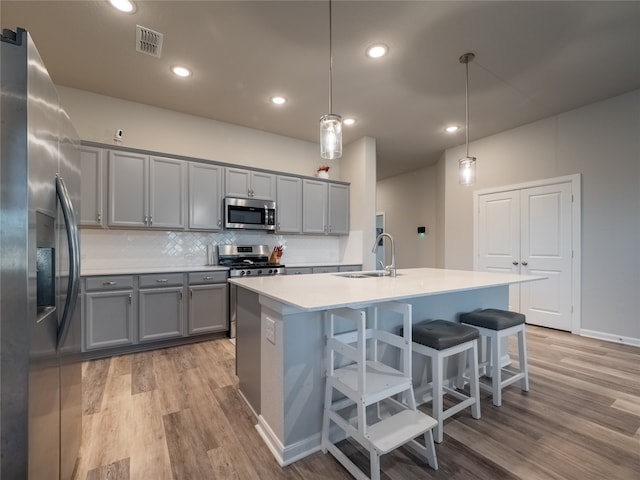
(265, 316), (276, 344)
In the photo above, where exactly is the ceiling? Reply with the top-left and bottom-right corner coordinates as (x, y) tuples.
(2, 1), (639, 179)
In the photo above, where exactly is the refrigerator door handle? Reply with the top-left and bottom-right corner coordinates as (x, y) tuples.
(56, 174), (80, 349)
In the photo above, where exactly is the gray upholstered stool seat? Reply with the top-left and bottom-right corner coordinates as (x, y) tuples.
(409, 320), (481, 443)
(459, 308), (529, 407)
(412, 320), (480, 350)
(459, 309), (525, 331)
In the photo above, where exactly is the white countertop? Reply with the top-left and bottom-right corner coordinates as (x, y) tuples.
(81, 265), (229, 276)
(229, 267), (544, 311)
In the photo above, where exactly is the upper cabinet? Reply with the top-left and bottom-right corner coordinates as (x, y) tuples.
(225, 167), (275, 200)
(188, 162), (223, 231)
(302, 180), (349, 235)
(328, 183), (350, 235)
(79, 146), (105, 227)
(276, 175), (302, 233)
(80, 143), (349, 235)
(108, 151), (186, 229)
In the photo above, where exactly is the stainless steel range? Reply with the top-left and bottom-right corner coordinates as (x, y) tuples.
(218, 244), (285, 277)
(221, 244), (284, 339)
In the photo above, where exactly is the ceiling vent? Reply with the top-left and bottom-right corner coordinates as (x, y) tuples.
(136, 25), (163, 58)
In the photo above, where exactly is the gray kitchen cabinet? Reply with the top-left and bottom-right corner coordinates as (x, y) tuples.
(188, 271), (228, 334)
(83, 276), (135, 351)
(108, 151), (186, 229)
(339, 265), (362, 272)
(285, 267), (313, 275)
(188, 162), (224, 230)
(225, 167), (275, 200)
(328, 183), (350, 235)
(149, 156), (186, 229)
(302, 179), (328, 234)
(312, 266), (339, 273)
(138, 273), (185, 342)
(276, 175), (302, 233)
(302, 180), (349, 235)
(79, 145), (105, 227)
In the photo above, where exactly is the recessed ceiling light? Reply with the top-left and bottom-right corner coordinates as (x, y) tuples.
(108, 0), (136, 13)
(366, 44), (388, 59)
(445, 125), (460, 133)
(171, 65), (192, 78)
(343, 117), (356, 126)
(271, 96), (287, 105)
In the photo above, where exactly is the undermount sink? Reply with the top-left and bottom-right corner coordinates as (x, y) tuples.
(335, 271), (398, 279)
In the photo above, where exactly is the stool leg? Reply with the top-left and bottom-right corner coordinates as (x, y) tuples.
(370, 451), (381, 480)
(455, 350), (467, 390)
(432, 354), (444, 443)
(423, 429), (438, 470)
(469, 341), (481, 419)
(518, 327), (530, 392)
(491, 332), (502, 407)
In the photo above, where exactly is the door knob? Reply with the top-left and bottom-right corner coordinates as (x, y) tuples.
(512, 261), (519, 266)
(521, 261), (528, 266)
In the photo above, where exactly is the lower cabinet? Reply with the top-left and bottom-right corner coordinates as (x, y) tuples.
(82, 270), (229, 355)
(84, 276), (135, 351)
(139, 286), (184, 342)
(188, 283), (228, 334)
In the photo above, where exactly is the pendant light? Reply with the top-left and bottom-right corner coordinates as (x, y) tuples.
(459, 52), (476, 186)
(320, 0), (342, 160)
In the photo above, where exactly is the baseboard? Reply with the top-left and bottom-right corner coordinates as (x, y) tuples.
(580, 329), (640, 347)
(255, 415), (322, 467)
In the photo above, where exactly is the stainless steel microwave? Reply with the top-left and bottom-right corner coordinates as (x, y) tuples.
(224, 197), (276, 231)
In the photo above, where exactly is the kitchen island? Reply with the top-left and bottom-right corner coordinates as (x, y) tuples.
(229, 268), (542, 466)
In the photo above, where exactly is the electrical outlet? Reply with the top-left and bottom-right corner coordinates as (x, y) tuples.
(265, 317), (276, 344)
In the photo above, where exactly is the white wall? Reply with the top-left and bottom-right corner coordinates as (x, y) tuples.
(57, 86), (340, 179)
(58, 86), (376, 267)
(376, 165), (438, 268)
(442, 89), (640, 341)
(340, 136), (377, 269)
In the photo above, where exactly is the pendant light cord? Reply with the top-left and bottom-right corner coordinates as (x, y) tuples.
(329, 0), (333, 114)
(465, 59), (469, 157)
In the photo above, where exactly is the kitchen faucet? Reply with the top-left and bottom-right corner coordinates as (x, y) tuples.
(371, 233), (396, 277)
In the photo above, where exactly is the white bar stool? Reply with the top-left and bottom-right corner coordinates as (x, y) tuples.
(460, 308), (530, 407)
(410, 320), (481, 443)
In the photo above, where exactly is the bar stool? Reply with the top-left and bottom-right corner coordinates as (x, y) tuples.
(460, 308), (529, 407)
(410, 320), (481, 443)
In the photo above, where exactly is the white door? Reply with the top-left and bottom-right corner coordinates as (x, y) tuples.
(476, 181), (575, 331)
(477, 190), (521, 311)
(519, 183), (573, 330)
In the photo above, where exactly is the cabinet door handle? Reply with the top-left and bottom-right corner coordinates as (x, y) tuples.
(179, 291), (183, 301)
(102, 281), (117, 286)
(97, 213), (102, 223)
(217, 220), (222, 227)
(149, 216), (153, 226)
(156, 279), (169, 283)
(144, 215), (148, 224)
(202, 276), (215, 280)
(128, 294), (132, 303)
(521, 261), (528, 266)
(512, 261), (519, 266)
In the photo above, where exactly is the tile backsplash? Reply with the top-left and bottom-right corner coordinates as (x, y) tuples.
(81, 229), (343, 270)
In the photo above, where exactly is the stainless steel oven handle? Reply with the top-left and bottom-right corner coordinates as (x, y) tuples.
(56, 175), (80, 349)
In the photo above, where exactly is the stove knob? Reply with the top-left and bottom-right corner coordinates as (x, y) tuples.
(239, 270), (246, 276)
(257, 269), (263, 275)
(246, 270), (252, 276)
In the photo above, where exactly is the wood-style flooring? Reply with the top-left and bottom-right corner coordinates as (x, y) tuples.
(74, 326), (640, 480)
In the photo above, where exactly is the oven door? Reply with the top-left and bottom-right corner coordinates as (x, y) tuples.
(224, 197), (275, 230)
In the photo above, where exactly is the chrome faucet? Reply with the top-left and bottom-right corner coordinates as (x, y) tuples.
(371, 233), (396, 277)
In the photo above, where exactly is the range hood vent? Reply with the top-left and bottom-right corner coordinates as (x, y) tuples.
(136, 25), (163, 58)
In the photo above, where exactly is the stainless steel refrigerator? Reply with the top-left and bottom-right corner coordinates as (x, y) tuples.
(0, 28), (82, 479)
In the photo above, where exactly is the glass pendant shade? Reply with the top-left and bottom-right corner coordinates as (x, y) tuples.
(459, 156), (476, 186)
(320, 113), (342, 160)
